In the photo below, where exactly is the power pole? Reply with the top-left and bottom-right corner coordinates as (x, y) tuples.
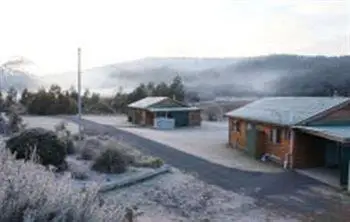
(77, 47), (83, 140)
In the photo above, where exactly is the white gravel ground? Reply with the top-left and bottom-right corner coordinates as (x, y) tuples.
(82, 115), (282, 173)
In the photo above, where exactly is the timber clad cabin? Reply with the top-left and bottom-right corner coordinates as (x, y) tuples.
(225, 97), (350, 187)
(127, 96), (201, 128)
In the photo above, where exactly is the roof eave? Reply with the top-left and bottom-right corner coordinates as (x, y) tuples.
(226, 114), (291, 127)
(293, 126), (348, 143)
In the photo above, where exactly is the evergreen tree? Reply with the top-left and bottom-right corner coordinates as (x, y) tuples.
(169, 75), (185, 101)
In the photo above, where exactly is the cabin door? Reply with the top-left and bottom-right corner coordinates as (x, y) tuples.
(256, 130), (267, 159)
(246, 125), (258, 158)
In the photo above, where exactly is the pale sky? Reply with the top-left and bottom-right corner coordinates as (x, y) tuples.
(0, 0), (348, 75)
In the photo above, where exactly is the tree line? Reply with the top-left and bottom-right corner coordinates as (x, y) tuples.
(7, 75), (193, 115)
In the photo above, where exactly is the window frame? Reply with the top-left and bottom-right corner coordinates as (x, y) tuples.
(231, 120), (240, 133)
(269, 128), (282, 144)
(284, 129), (291, 141)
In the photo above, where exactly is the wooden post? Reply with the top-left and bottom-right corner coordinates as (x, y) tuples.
(289, 130), (295, 169)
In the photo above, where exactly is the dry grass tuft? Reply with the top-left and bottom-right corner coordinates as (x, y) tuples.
(103, 139), (164, 169)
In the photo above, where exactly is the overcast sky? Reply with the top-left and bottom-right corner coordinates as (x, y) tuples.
(0, 0), (348, 75)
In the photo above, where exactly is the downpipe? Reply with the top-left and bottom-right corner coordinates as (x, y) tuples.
(284, 153), (292, 169)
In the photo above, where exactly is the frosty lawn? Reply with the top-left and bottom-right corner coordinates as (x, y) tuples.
(23, 116), (79, 133)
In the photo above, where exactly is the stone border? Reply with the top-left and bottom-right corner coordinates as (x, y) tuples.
(98, 165), (171, 193)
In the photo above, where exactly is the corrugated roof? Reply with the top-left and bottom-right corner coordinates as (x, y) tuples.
(225, 97), (350, 126)
(128, 96), (168, 109)
(294, 126), (350, 142)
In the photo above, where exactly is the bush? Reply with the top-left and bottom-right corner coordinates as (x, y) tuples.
(77, 138), (102, 160)
(65, 139), (76, 155)
(0, 145), (124, 221)
(104, 140), (164, 168)
(80, 147), (99, 160)
(72, 133), (85, 141)
(92, 148), (127, 174)
(104, 141), (140, 165)
(54, 121), (76, 155)
(54, 121), (67, 132)
(135, 157), (164, 168)
(6, 127), (67, 168)
(6, 109), (26, 133)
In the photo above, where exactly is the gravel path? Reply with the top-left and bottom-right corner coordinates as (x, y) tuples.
(66, 116), (350, 221)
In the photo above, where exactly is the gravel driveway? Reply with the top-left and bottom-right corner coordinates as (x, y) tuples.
(65, 116), (350, 221)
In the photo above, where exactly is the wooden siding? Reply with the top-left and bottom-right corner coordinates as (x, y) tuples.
(188, 110), (201, 126)
(128, 108), (154, 126)
(292, 131), (325, 168)
(257, 124), (290, 164)
(309, 103), (350, 125)
(130, 108), (143, 125)
(145, 111), (154, 126)
(228, 118), (247, 149)
(228, 117), (291, 165)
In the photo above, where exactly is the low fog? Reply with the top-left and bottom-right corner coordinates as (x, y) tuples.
(2, 55), (350, 98)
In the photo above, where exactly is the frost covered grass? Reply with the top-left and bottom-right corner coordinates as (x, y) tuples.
(104, 170), (300, 222)
(0, 138), (124, 222)
(75, 136), (164, 170)
(22, 116), (79, 134)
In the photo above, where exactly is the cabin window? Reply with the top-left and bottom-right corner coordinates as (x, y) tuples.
(284, 129), (291, 140)
(270, 128), (282, 144)
(231, 120), (240, 132)
(247, 123), (252, 130)
(236, 122), (241, 132)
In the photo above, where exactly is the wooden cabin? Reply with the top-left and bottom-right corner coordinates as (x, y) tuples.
(127, 96), (201, 128)
(226, 97), (350, 187)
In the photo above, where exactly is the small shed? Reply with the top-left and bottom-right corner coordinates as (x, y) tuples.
(127, 96), (201, 128)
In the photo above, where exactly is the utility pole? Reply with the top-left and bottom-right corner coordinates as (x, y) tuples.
(77, 47), (83, 140)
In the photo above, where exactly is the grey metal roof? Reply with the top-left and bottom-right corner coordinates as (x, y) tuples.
(128, 97), (168, 109)
(294, 126), (350, 143)
(225, 97), (350, 126)
(147, 107), (200, 112)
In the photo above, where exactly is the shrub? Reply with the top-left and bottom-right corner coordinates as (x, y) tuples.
(0, 107), (26, 135)
(135, 157), (164, 168)
(78, 138), (102, 160)
(104, 141), (140, 165)
(55, 121), (76, 155)
(72, 133), (85, 141)
(65, 138), (76, 155)
(6, 127), (67, 168)
(6, 109), (26, 133)
(104, 140), (164, 168)
(0, 144), (124, 221)
(92, 148), (127, 174)
(54, 121), (67, 132)
(80, 147), (99, 160)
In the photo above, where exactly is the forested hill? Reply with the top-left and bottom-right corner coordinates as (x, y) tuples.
(26, 55), (350, 98)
